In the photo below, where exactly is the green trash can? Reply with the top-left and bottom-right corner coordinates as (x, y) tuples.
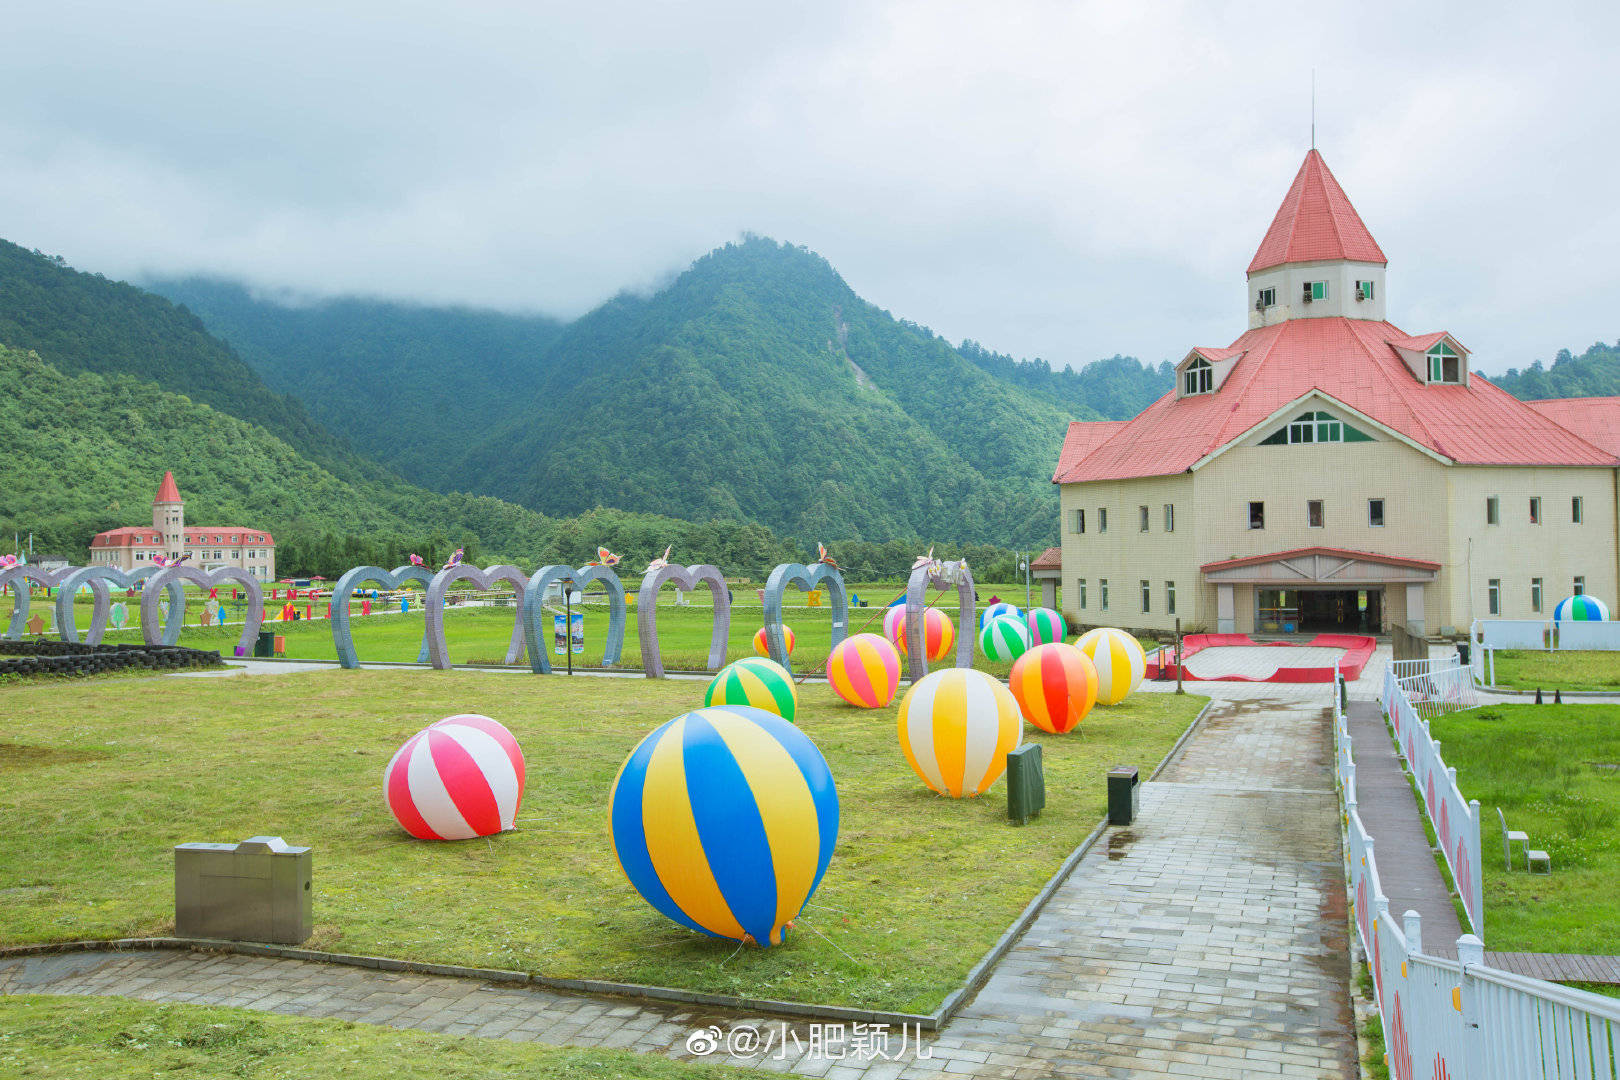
(254, 629), (275, 658)
(1107, 765), (1139, 825)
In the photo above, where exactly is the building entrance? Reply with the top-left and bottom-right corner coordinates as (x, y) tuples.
(1255, 587), (1382, 634)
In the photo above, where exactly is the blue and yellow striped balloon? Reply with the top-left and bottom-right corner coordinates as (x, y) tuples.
(609, 706), (839, 947)
(705, 656), (799, 723)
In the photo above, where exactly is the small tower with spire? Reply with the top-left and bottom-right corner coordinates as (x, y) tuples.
(152, 471), (184, 559)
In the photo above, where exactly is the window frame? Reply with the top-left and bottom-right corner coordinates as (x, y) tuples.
(1165, 580), (1176, 615)
(1139, 505), (1150, 532)
(1077, 578), (1087, 609)
(1098, 508), (1108, 534)
(1575, 576), (1586, 597)
(1487, 578), (1501, 616)
(1529, 497), (1541, 525)
(1305, 280), (1328, 301)
(1531, 577), (1543, 614)
(1099, 579), (1109, 611)
(1258, 287), (1276, 308)
(1573, 496), (1584, 524)
(1355, 279), (1375, 300)
(1486, 496), (1499, 525)
(1164, 503), (1174, 532)
(1072, 508), (1085, 534)
(1248, 501), (1265, 530)
(1140, 579), (1151, 614)
(1307, 500), (1325, 529)
(1183, 357), (1213, 396)
(1368, 498), (1385, 527)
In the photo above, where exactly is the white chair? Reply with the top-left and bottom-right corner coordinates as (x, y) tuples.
(1497, 807), (1528, 871)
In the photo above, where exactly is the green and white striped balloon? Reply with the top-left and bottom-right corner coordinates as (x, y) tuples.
(978, 614), (1031, 663)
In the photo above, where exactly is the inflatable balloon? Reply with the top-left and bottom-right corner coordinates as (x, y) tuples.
(826, 632), (901, 708)
(980, 601), (1020, 629)
(384, 714), (525, 840)
(610, 706), (839, 946)
(705, 656), (799, 723)
(1553, 595), (1609, 622)
(1075, 627), (1146, 705)
(978, 614), (1031, 663)
(882, 603), (907, 645)
(754, 624), (795, 656)
(895, 607), (955, 663)
(1025, 607), (1066, 646)
(897, 668), (1022, 797)
(1009, 643), (1098, 734)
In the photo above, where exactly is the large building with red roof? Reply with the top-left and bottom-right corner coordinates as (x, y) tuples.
(88, 472), (277, 580)
(1052, 151), (1618, 637)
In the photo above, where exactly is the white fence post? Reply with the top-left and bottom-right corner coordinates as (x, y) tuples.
(1457, 934), (1485, 1078)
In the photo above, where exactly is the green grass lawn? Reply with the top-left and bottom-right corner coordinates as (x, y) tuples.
(0, 669), (1204, 1013)
(1487, 651), (1620, 692)
(1428, 704), (1620, 955)
(0, 996), (744, 1079)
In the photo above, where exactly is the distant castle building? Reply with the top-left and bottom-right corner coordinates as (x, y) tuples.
(89, 472), (277, 580)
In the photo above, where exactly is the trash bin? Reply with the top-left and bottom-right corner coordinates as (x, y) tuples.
(1006, 744), (1045, 826)
(254, 629), (275, 658)
(1456, 641), (1471, 667)
(1107, 765), (1139, 825)
(174, 835), (312, 944)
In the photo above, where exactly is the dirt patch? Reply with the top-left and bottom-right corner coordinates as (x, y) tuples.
(0, 743), (110, 772)
(1106, 830), (1137, 860)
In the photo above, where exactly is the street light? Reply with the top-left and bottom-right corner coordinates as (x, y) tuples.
(1019, 555), (1031, 611)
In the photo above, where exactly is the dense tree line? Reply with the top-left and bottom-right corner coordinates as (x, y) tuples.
(957, 342), (1175, 421)
(1490, 341), (1620, 400)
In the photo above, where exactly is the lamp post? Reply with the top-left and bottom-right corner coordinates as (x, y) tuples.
(1019, 555), (1031, 612)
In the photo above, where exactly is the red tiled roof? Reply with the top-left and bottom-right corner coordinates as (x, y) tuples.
(1189, 346), (1244, 363)
(90, 527), (163, 548)
(184, 529), (276, 545)
(1030, 546), (1062, 571)
(1247, 150), (1387, 274)
(1052, 317), (1619, 484)
(1387, 331), (1458, 354)
(1201, 546), (1441, 574)
(1052, 420), (1127, 482)
(1524, 396), (1620, 457)
(153, 471), (181, 504)
(90, 526), (275, 546)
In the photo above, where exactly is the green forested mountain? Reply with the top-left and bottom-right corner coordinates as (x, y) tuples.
(1490, 341), (1620, 400)
(958, 342), (1174, 420)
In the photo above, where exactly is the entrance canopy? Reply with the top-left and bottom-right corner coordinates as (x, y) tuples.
(1201, 546), (1438, 585)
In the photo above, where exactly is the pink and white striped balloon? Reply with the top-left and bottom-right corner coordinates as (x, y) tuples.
(384, 714), (526, 840)
(882, 604), (907, 645)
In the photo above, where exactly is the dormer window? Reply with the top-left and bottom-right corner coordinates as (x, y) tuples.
(1183, 357), (1213, 396)
(1427, 341), (1462, 383)
(1355, 280), (1375, 301)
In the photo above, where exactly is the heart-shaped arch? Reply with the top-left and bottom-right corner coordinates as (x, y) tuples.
(761, 562), (848, 669)
(142, 565), (264, 656)
(636, 563), (731, 678)
(2, 566), (77, 639)
(331, 564), (435, 668)
(424, 564), (530, 669)
(903, 559), (976, 683)
(522, 565), (627, 674)
(54, 566), (186, 645)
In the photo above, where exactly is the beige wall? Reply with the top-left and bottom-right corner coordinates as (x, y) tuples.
(91, 543), (277, 581)
(1058, 473), (1196, 632)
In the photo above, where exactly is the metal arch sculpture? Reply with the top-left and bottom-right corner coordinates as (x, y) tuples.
(331, 565), (435, 669)
(2, 565), (78, 639)
(762, 562), (848, 669)
(424, 564), (530, 669)
(903, 559), (976, 683)
(142, 565), (264, 656)
(522, 565), (626, 674)
(636, 563), (731, 678)
(54, 566), (185, 645)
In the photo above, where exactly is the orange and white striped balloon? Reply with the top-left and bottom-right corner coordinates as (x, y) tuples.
(753, 624), (794, 656)
(1008, 643), (1098, 734)
(897, 668), (1022, 797)
(826, 632), (901, 708)
(895, 607), (956, 662)
(384, 714), (525, 840)
(1074, 627), (1146, 705)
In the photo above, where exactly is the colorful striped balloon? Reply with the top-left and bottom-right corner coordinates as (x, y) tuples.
(1009, 643), (1098, 734)
(980, 601), (1020, 629)
(1025, 607), (1066, 646)
(897, 668), (1022, 797)
(753, 624), (795, 656)
(896, 607), (956, 662)
(705, 656), (799, 722)
(1075, 627), (1146, 705)
(978, 614), (1031, 662)
(1553, 595), (1609, 622)
(384, 714), (526, 840)
(610, 706), (839, 946)
(826, 632), (901, 708)
(882, 603), (907, 645)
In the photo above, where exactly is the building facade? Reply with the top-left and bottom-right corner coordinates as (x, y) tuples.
(88, 472), (277, 580)
(1052, 151), (1620, 637)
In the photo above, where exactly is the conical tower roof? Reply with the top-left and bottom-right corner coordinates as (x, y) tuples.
(1247, 150), (1387, 274)
(153, 471), (181, 504)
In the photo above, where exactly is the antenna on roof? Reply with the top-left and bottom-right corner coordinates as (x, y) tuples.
(1311, 69), (1316, 150)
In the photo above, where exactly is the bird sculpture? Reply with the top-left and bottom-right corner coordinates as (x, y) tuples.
(442, 547), (464, 570)
(816, 542), (840, 570)
(643, 545), (672, 575)
(587, 547), (622, 568)
(0, 555), (16, 570)
(408, 553), (425, 567)
(911, 547), (936, 571)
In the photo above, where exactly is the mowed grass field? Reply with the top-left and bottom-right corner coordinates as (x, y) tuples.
(0, 669), (1205, 1013)
(1487, 650), (1620, 693)
(1428, 704), (1620, 955)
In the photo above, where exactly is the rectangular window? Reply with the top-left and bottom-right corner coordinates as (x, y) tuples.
(1077, 579), (1087, 609)
(1529, 497), (1541, 525)
(1368, 498), (1385, 527)
(1488, 578), (1500, 616)
(1249, 501), (1265, 530)
(1100, 579), (1109, 611)
(1305, 280), (1327, 301)
(1531, 577), (1543, 613)
(1098, 508), (1108, 533)
(1166, 581), (1176, 615)
(1140, 580), (1151, 613)
(1575, 576), (1586, 596)
(1573, 496), (1584, 524)
(1072, 508), (1085, 534)
(1164, 503), (1174, 532)
(1307, 500), (1324, 528)
(1355, 279), (1375, 300)
(1139, 505), (1150, 532)
(1258, 287), (1276, 308)
(1486, 496), (1499, 525)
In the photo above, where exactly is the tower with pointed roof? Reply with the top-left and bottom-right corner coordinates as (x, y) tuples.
(90, 473), (276, 579)
(152, 470), (184, 558)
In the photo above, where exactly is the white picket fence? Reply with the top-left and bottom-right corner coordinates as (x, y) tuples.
(1338, 666), (1620, 1078)
(1471, 617), (1620, 686)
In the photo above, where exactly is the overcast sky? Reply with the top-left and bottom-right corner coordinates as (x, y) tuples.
(4, 2), (1616, 375)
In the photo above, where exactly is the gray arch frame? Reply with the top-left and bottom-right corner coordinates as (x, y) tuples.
(142, 565), (264, 656)
(55, 566), (185, 645)
(903, 559), (976, 683)
(331, 564), (435, 668)
(2, 566), (77, 639)
(762, 563), (848, 669)
(424, 564), (529, 669)
(636, 564), (731, 678)
(523, 565), (626, 674)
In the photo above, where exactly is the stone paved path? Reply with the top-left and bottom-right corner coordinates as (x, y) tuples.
(2, 691), (1357, 1077)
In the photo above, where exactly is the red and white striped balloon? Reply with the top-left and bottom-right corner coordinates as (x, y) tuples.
(384, 714), (526, 840)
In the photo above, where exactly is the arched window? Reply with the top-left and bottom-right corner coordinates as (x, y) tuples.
(1259, 410), (1374, 446)
(1427, 341), (1462, 383)
(1183, 358), (1213, 396)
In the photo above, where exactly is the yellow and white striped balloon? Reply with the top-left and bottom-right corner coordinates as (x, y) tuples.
(896, 668), (1022, 797)
(1074, 627), (1146, 705)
